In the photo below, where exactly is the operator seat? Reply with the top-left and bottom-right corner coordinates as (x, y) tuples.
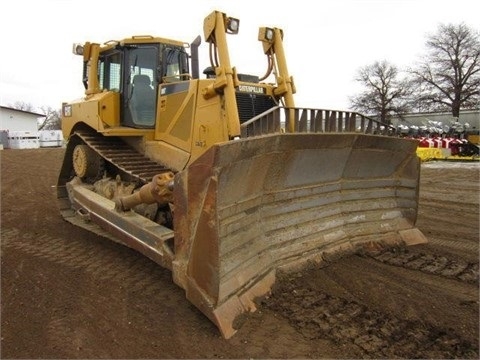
(131, 74), (156, 126)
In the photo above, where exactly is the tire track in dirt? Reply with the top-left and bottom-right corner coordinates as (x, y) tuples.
(368, 247), (479, 283)
(43, 295), (130, 358)
(265, 271), (479, 359)
(419, 234), (479, 259)
(1, 227), (174, 297)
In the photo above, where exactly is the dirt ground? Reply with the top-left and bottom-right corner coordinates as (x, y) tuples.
(1, 148), (479, 359)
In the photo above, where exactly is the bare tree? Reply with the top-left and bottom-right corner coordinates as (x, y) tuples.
(7, 101), (61, 130)
(349, 60), (410, 124)
(408, 23), (480, 117)
(38, 107), (62, 130)
(9, 101), (35, 112)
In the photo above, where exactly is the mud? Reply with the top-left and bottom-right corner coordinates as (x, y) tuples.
(1, 148), (479, 359)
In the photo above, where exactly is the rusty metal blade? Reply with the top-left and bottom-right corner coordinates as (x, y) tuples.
(172, 133), (427, 338)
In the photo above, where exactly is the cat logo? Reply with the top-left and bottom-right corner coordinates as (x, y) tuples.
(237, 85), (265, 94)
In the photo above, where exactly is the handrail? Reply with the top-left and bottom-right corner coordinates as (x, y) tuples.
(240, 106), (398, 138)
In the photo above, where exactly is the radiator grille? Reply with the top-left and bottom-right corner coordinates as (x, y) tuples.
(235, 92), (277, 123)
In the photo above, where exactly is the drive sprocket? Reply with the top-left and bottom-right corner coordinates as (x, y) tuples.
(72, 144), (104, 181)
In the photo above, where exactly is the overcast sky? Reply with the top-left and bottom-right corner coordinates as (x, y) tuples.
(0, 0), (479, 112)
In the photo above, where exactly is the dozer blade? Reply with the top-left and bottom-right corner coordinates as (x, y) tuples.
(172, 133), (427, 338)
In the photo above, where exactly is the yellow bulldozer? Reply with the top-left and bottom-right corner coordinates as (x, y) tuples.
(57, 10), (427, 338)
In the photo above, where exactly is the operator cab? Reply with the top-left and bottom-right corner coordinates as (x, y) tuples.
(95, 39), (190, 129)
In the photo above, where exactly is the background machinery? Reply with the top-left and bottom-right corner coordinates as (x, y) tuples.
(57, 10), (427, 338)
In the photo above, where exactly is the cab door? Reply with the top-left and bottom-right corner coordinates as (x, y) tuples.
(121, 45), (159, 128)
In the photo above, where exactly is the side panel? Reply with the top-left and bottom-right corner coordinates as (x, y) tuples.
(155, 79), (231, 169)
(62, 92), (120, 137)
(156, 81), (197, 152)
(99, 91), (121, 127)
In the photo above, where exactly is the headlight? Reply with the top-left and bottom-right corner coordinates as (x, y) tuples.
(265, 28), (274, 41)
(258, 27), (275, 44)
(72, 43), (84, 55)
(227, 17), (240, 34)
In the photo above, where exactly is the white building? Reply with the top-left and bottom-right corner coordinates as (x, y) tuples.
(0, 106), (46, 148)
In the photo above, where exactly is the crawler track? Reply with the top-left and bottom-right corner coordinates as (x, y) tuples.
(71, 130), (172, 184)
(56, 129), (175, 238)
